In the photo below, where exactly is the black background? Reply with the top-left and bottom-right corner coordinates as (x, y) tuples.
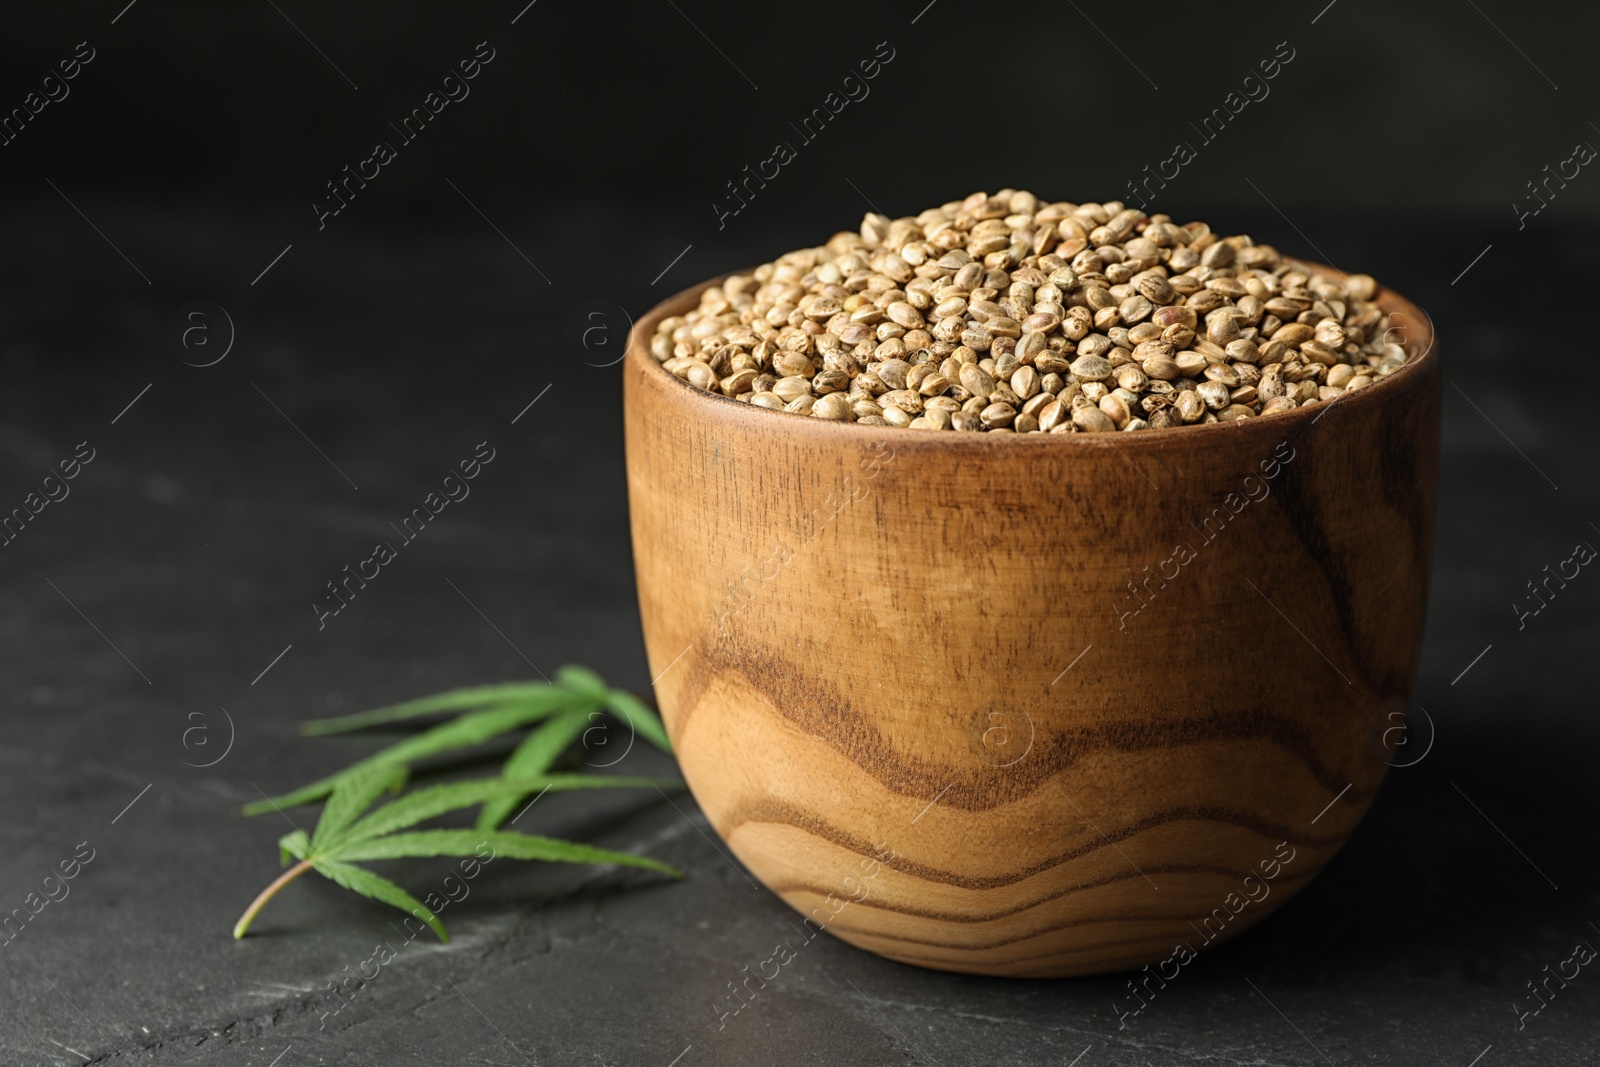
(5, 0), (1599, 214)
(2, 2), (1598, 1065)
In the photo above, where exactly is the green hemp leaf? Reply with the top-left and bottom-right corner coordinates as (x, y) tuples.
(241, 666), (672, 814)
(233, 667), (681, 941)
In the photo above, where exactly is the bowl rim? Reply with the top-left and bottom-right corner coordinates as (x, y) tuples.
(625, 258), (1438, 455)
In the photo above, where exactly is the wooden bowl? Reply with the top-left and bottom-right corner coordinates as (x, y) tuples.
(624, 266), (1439, 977)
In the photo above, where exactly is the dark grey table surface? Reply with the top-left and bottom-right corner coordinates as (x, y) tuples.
(1, 202), (1596, 1067)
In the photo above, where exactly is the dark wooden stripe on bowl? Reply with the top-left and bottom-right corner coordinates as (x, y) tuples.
(675, 651), (1375, 807)
(722, 797), (1351, 890)
(766, 862), (1319, 927)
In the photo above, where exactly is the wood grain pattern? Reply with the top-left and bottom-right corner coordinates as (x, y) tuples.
(624, 267), (1440, 977)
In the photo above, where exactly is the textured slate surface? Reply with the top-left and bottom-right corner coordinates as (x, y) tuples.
(0, 202), (1596, 1067)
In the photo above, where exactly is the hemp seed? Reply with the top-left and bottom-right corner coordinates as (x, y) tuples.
(649, 192), (1409, 433)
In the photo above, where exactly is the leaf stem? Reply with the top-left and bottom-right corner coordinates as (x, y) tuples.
(233, 858), (315, 939)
